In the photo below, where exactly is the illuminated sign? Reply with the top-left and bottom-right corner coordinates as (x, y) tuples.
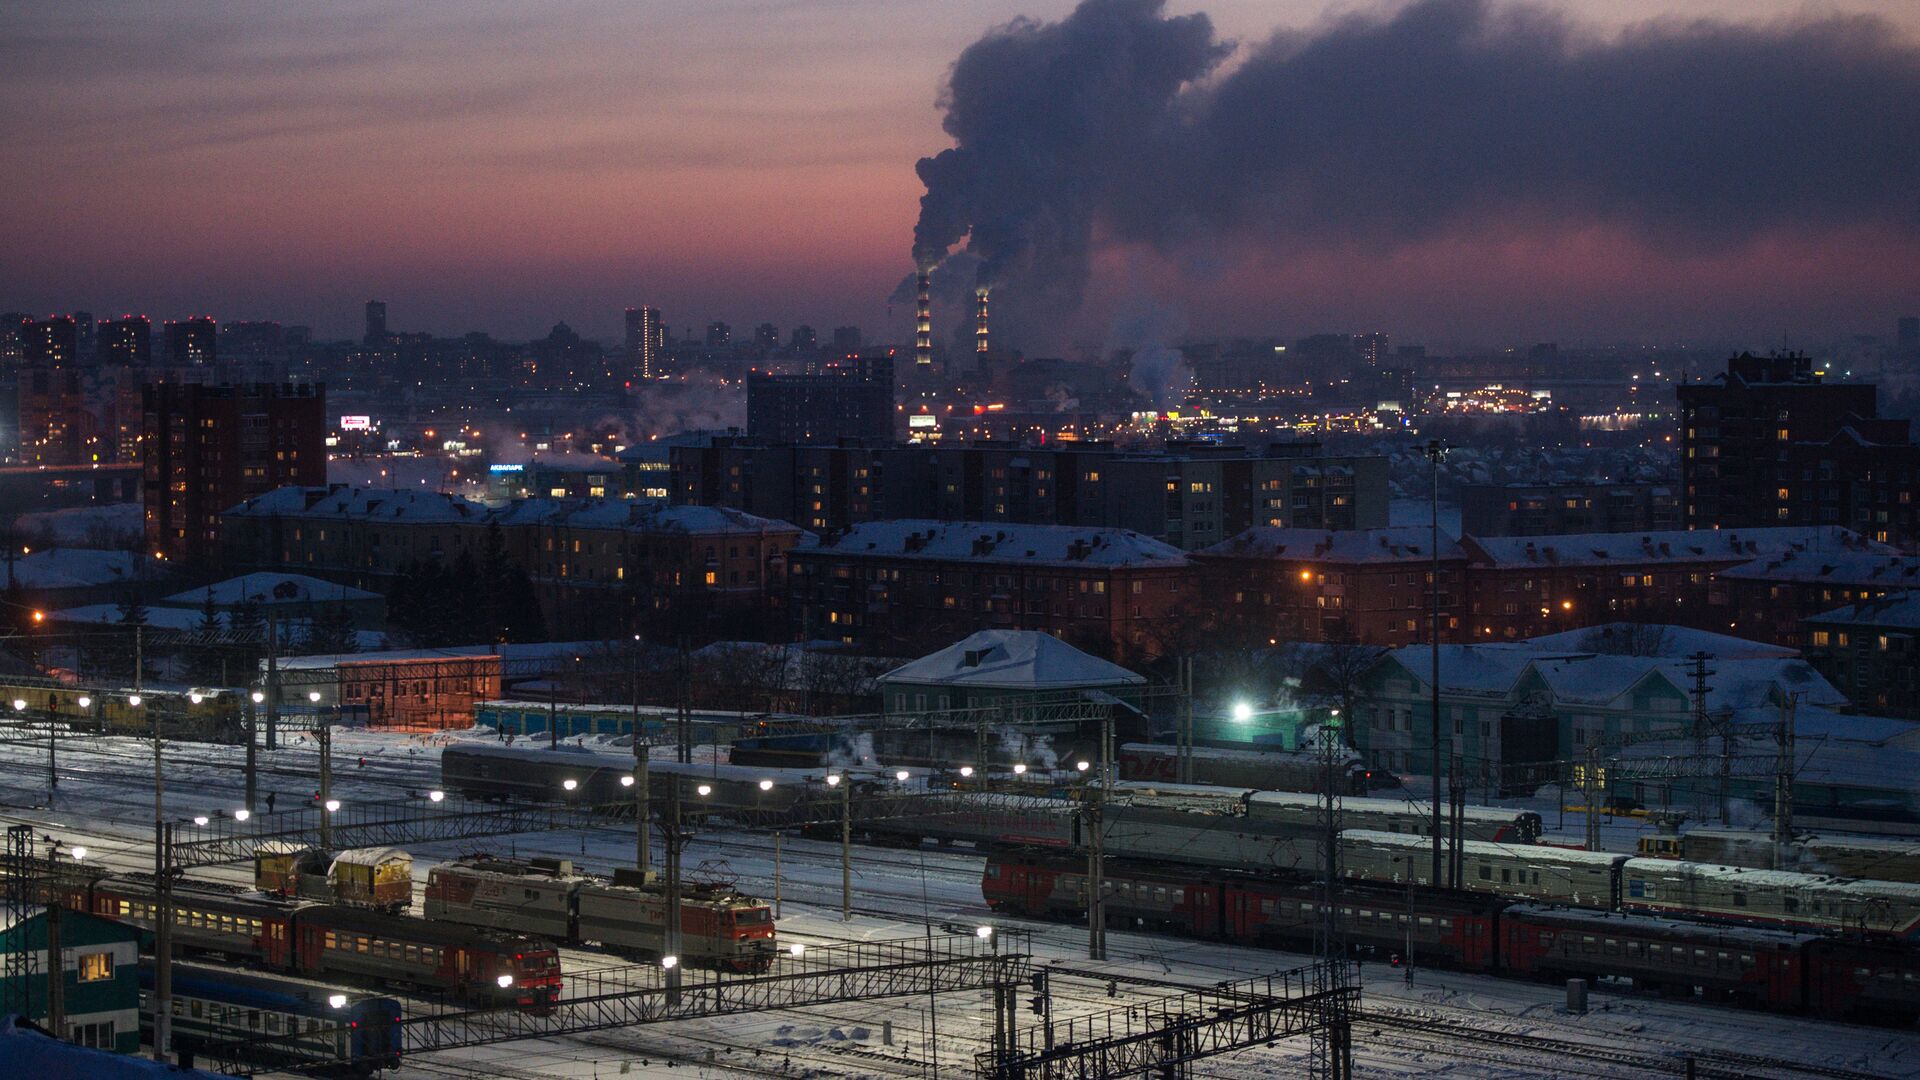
(908, 414), (937, 429)
(488, 464), (524, 474)
(339, 415), (371, 430)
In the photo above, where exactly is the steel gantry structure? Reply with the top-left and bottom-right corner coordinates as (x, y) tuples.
(196, 930), (1030, 1076)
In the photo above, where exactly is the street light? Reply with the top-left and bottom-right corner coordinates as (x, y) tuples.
(324, 799), (341, 813)
(307, 691), (322, 704)
(661, 955), (679, 970)
(1012, 763), (1027, 775)
(789, 943), (806, 957)
(127, 694), (141, 707)
(11, 699), (25, 711)
(234, 809), (250, 822)
(825, 774), (842, 787)
(696, 784), (712, 797)
(428, 790), (445, 803)
(1076, 760), (1090, 772)
(894, 770), (910, 782)
(327, 994), (348, 1009)
(192, 816), (209, 827)
(76, 696), (90, 709)
(758, 779), (774, 791)
(188, 693), (203, 705)
(69, 846), (86, 861)
(1231, 701), (1254, 722)
(620, 775), (635, 788)
(250, 691), (264, 704)
(959, 766), (974, 778)
(975, 925), (993, 940)
(562, 778), (579, 792)
(496, 974), (514, 989)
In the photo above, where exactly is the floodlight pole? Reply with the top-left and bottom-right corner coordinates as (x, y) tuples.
(1424, 439), (1447, 885)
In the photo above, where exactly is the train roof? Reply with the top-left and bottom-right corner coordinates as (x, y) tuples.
(330, 847), (410, 869)
(1250, 790), (1537, 824)
(1344, 830), (1628, 866)
(444, 742), (912, 783)
(1622, 857), (1920, 899)
(153, 964), (401, 1016)
(1503, 904), (1819, 946)
(1685, 828), (1920, 856)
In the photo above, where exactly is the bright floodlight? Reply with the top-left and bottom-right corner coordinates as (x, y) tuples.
(1231, 701), (1254, 722)
(307, 691), (322, 703)
(825, 774), (842, 787)
(789, 943), (806, 957)
(496, 974), (514, 988)
(192, 815), (209, 826)
(894, 770), (910, 782)
(324, 799), (341, 813)
(76, 696), (91, 709)
(959, 766), (974, 777)
(620, 775), (635, 787)
(189, 692), (203, 705)
(976, 925), (993, 939)
(562, 778), (578, 791)
(428, 790), (445, 803)
(328, 994), (347, 1009)
(250, 691), (264, 704)
(1076, 760), (1090, 772)
(234, 809), (251, 822)
(10, 699), (24, 711)
(696, 784), (712, 797)
(69, 847), (86, 861)
(127, 694), (142, 707)
(1012, 764), (1027, 775)
(661, 955), (679, 970)
(758, 779), (774, 791)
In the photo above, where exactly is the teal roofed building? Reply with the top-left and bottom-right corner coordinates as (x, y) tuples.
(0, 907), (143, 1054)
(878, 630), (1147, 716)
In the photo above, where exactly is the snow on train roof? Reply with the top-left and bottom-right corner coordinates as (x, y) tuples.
(1683, 827), (1920, 855)
(1623, 857), (1920, 898)
(329, 847), (409, 867)
(1344, 829), (1629, 865)
(1503, 903), (1819, 945)
(1249, 790), (1533, 823)
(444, 742), (908, 781)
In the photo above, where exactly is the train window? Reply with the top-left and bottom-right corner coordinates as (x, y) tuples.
(247, 1010), (259, 1028)
(1260, 900), (1275, 915)
(1695, 949), (1708, 963)
(986, 865), (1001, 879)
(1500, 869), (1511, 884)
(1340, 907), (1354, 917)
(1439, 919), (1453, 931)
(1739, 953), (1754, 967)
(1628, 942), (1642, 957)
(1418, 917), (1434, 927)
(1731, 892), (1747, 908)
(267, 1014), (280, 1033)
(1532, 872), (1541, 885)
(1786, 898), (1801, 913)
(191, 1000), (203, 1019)
(1478, 866), (1492, 881)
(405, 945), (420, 962)
(358, 936), (371, 953)
(1605, 939), (1619, 952)
(324, 931), (337, 950)
(1172, 890), (1183, 903)
(1154, 888), (1167, 903)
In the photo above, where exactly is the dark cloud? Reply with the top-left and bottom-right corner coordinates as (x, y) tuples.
(912, 0), (1920, 338)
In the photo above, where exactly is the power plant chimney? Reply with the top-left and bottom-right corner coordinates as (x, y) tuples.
(974, 286), (990, 355)
(914, 267), (933, 366)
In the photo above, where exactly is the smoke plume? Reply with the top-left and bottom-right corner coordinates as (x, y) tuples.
(911, 0), (1920, 325)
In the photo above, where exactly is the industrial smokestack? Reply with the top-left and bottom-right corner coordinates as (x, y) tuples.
(915, 268), (933, 366)
(974, 286), (990, 355)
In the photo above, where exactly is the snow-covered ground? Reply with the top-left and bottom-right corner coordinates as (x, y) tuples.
(0, 724), (1915, 1078)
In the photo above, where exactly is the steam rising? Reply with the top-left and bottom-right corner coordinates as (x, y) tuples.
(911, 0), (1920, 331)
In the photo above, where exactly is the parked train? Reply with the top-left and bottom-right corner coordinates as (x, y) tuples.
(39, 872), (561, 1009)
(727, 711), (1151, 774)
(1242, 790), (1542, 843)
(425, 856), (778, 972)
(254, 846), (413, 913)
(1639, 828), (1920, 885)
(143, 964), (403, 1075)
(1117, 742), (1379, 795)
(0, 679), (247, 743)
(985, 852), (1920, 1023)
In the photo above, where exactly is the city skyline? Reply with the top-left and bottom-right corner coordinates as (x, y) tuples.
(4, 0), (1919, 349)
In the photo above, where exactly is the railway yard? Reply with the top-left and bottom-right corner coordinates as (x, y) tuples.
(0, 720), (1917, 1079)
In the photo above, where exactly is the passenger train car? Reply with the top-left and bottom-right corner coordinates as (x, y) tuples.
(1640, 828), (1920, 885)
(441, 744), (859, 824)
(1243, 791), (1543, 843)
(425, 856), (777, 972)
(144, 964), (402, 1075)
(0, 679), (247, 743)
(983, 852), (1920, 1023)
(1117, 742), (1376, 795)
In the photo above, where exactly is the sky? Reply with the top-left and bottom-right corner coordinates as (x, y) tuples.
(2, 0), (1917, 352)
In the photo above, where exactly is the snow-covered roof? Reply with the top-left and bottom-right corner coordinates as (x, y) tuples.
(1805, 591), (1920, 631)
(1466, 526), (1886, 569)
(490, 498), (796, 535)
(1200, 526), (1464, 563)
(225, 484), (487, 523)
(273, 639), (612, 671)
(1516, 623), (1798, 660)
(161, 572), (380, 607)
(1375, 645), (1540, 697)
(5, 548), (144, 590)
(226, 485), (800, 538)
(1378, 644), (1845, 715)
(879, 630), (1146, 690)
(810, 520), (1187, 568)
(1717, 548), (1920, 588)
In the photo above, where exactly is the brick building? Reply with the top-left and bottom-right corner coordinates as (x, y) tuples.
(143, 382), (326, 562)
(672, 438), (1388, 547)
(1196, 527), (1467, 647)
(1714, 546), (1920, 646)
(745, 353), (894, 444)
(1460, 481), (1681, 537)
(1803, 593), (1920, 719)
(788, 520), (1193, 659)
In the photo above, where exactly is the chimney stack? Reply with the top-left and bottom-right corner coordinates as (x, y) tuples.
(974, 286), (990, 355)
(914, 268), (933, 366)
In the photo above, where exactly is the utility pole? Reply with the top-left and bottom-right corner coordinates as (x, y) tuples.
(46, 696), (57, 800)
(1582, 740), (1602, 853)
(318, 716), (333, 854)
(265, 610), (279, 751)
(633, 639), (650, 877)
(1177, 657), (1194, 785)
(1422, 439), (1448, 885)
(1687, 652), (1715, 821)
(664, 781), (684, 1004)
(243, 694), (257, 813)
(1085, 714), (1111, 960)
(675, 637), (692, 764)
(133, 624), (143, 693)
(838, 775), (852, 921)
(151, 696), (172, 1064)
(44, 843), (64, 1041)
(1774, 694), (1797, 864)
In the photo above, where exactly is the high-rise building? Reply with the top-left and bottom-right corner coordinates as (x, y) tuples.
(142, 381), (327, 562)
(1353, 332), (1390, 368)
(831, 326), (862, 353)
(72, 311), (95, 359)
(22, 316), (79, 366)
(705, 321), (731, 349)
(788, 324), (816, 351)
(364, 300), (388, 346)
(745, 354), (894, 444)
(97, 316), (152, 366)
(221, 321), (287, 365)
(753, 323), (780, 350)
(164, 317), (218, 366)
(624, 306), (662, 379)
